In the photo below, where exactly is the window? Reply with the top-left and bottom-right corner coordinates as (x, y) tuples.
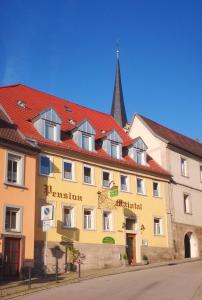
(111, 142), (119, 159)
(40, 155), (53, 176)
(103, 211), (112, 231)
(200, 166), (202, 182)
(102, 171), (111, 188)
(63, 160), (74, 180)
(84, 209), (94, 230)
(7, 152), (24, 185)
(120, 175), (129, 192)
(45, 121), (55, 140)
(154, 217), (163, 235)
(125, 218), (136, 231)
(83, 165), (93, 184)
(82, 133), (91, 151)
(184, 194), (191, 214)
(132, 138), (147, 165)
(181, 158), (188, 177)
(153, 182), (160, 197)
(137, 178), (145, 194)
(5, 207), (21, 232)
(63, 207), (75, 228)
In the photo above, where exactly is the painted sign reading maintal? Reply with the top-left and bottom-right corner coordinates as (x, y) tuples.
(102, 237), (115, 244)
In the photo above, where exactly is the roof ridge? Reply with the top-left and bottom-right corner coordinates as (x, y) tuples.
(139, 114), (202, 146)
(0, 84), (22, 89)
(7, 83), (114, 118)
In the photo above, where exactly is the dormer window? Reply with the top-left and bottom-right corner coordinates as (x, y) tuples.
(82, 133), (91, 151)
(73, 120), (95, 152)
(33, 107), (62, 142)
(129, 137), (147, 165)
(45, 121), (55, 140)
(103, 129), (123, 159)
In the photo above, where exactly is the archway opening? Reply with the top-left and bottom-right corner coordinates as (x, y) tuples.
(184, 232), (199, 258)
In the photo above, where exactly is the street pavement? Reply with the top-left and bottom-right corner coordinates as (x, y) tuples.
(15, 260), (202, 300)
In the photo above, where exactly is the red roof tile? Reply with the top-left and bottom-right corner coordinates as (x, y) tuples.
(139, 114), (202, 158)
(0, 84), (171, 177)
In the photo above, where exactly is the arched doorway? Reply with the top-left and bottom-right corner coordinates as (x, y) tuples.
(184, 232), (199, 258)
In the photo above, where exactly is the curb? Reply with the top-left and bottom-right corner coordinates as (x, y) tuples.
(1, 258), (202, 300)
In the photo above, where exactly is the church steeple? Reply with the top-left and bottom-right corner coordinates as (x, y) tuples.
(111, 48), (128, 128)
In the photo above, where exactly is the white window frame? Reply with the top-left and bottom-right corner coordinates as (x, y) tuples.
(111, 141), (120, 159)
(181, 157), (188, 177)
(39, 154), (53, 176)
(154, 217), (163, 236)
(120, 174), (129, 192)
(81, 132), (92, 151)
(6, 151), (24, 186)
(83, 164), (94, 185)
(5, 206), (21, 233)
(103, 210), (113, 231)
(136, 177), (145, 195)
(153, 181), (160, 197)
(63, 206), (75, 228)
(102, 170), (112, 188)
(184, 193), (192, 214)
(83, 208), (95, 230)
(44, 120), (56, 141)
(62, 159), (75, 181)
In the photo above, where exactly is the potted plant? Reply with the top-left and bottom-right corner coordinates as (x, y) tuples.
(69, 247), (80, 271)
(142, 254), (149, 265)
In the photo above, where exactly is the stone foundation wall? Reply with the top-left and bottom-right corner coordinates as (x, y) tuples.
(34, 240), (125, 274)
(172, 222), (202, 259)
(141, 246), (174, 263)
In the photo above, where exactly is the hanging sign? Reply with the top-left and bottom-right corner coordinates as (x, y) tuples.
(110, 186), (118, 197)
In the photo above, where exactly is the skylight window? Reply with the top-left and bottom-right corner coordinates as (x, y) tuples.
(16, 100), (26, 109)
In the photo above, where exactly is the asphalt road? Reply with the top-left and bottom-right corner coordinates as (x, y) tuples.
(18, 261), (202, 300)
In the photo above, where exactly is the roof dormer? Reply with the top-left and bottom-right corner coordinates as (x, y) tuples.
(129, 137), (148, 165)
(103, 129), (123, 159)
(72, 119), (96, 151)
(33, 107), (62, 142)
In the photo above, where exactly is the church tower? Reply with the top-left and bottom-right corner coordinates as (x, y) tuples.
(111, 48), (128, 128)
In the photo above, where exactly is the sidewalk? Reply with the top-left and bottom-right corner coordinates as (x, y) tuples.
(1, 257), (202, 300)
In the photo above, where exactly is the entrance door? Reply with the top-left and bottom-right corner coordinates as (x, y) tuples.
(4, 238), (20, 277)
(126, 234), (136, 265)
(184, 233), (191, 258)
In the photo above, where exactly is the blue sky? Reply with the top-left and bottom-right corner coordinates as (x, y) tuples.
(0, 0), (202, 140)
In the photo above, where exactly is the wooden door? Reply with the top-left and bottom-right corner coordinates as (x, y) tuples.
(126, 233), (136, 265)
(4, 237), (20, 277)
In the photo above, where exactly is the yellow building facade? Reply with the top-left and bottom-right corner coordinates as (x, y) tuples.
(35, 147), (172, 272)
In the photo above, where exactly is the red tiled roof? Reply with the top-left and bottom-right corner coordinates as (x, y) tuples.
(0, 84), (171, 177)
(139, 114), (202, 158)
(0, 108), (38, 150)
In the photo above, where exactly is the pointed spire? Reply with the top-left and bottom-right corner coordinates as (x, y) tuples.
(111, 46), (128, 128)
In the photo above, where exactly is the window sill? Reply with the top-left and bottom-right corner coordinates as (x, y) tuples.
(154, 234), (164, 237)
(83, 182), (96, 187)
(5, 229), (21, 234)
(62, 226), (77, 230)
(120, 190), (132, 194)
(83, 228), (96, 231)
(181, 174), (189, 178)
(137, 192), (147, 197)
(103, 229), (114, 233)
(62, 178), (77, 183)
(39, 174), (54, 177)
(184, 212), (192, 215)
(153, 195), (161, 198)
(4, 182), (27, 190)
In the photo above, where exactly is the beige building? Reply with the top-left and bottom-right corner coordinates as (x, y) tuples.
(129, 114), (202, 259)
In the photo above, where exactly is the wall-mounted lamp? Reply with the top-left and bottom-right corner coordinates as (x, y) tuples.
(140, 224), (146, 231)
